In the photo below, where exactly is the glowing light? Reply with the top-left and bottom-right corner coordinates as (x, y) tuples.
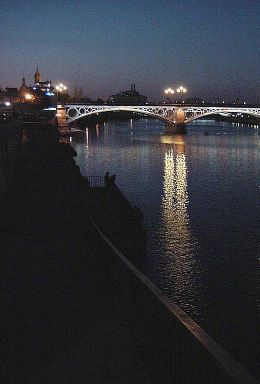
(177, 86), (187, 93)
(25, 93), (34, 100)
(164, 87), (174, 95)
(5, 101), (11, 106)
(55, 83), (68, 95)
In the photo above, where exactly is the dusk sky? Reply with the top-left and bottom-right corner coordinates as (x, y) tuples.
(1, 0), (259, 102)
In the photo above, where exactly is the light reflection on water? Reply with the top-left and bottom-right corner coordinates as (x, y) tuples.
(159, 137), (201, 316)
(71, 118), (260, 379)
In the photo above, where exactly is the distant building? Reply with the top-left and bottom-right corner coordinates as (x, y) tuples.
(34, 66), (41, 83)
(0, 66), (56, 115)
(0, 87), (21, 104)
(19, 77), (28, 100)
(108, 84), (147, 105)
(32, 66), (55, 96)
(0, 66), (55, 106)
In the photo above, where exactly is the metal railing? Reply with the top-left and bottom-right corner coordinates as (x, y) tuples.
(86, 175), (105, 187)
(91, 220), (259, 384)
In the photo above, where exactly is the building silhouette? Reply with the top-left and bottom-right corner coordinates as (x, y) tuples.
(0, 66), (55, 107)
(108, 84), (147, 105)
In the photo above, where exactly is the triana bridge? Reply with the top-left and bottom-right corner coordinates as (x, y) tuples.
(56, 104), (260, 133)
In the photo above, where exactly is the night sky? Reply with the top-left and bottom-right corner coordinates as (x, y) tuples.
(1, 0), (259, 102)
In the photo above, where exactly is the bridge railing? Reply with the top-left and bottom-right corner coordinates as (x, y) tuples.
(86, 175), (105, 188)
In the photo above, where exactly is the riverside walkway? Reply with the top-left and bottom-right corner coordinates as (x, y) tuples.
(1, 124), (150, 383)
(1, 123), (258, 384)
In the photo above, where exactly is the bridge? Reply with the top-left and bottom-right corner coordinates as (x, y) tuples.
(56, 104), (260, 133)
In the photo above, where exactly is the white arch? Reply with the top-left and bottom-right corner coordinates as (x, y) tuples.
(66, 105), (177, 124)
(184, 107), (260, 123)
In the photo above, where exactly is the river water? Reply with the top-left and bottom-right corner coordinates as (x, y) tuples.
(71, 118), (260, 379)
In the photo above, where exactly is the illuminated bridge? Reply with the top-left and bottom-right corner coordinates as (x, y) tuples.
(56, 104), (260, 133)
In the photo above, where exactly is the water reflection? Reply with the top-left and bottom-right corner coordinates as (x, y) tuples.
(159, 135), (200, 315)
(70, 119), (260, 377)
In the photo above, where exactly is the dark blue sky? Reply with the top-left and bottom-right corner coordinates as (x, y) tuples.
(1, 0), (259, 102)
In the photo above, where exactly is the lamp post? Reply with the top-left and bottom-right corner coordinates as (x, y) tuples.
(176, 86), (187, 103)
(164, 88), (174, 104)
(55, 83), (68, 104)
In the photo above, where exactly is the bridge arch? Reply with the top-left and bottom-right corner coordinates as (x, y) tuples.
(185, 108), (260, 124)
(66, 105), (176, 125)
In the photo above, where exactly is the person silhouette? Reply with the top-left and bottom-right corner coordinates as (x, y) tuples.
(104, 171), (110, 187)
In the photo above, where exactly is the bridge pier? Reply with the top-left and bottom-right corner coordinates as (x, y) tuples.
(165, 123), (187, 134)
(56, 105), (70, 136)
(165, 108), (186, 134)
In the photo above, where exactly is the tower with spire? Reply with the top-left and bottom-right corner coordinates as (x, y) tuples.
(34, 66), (41, 84)
(19, 77), (28, 100)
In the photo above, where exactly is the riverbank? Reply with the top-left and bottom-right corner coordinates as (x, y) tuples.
(1, 124), (150, 383)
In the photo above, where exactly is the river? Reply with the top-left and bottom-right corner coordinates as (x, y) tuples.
(71, 117), (260, 380)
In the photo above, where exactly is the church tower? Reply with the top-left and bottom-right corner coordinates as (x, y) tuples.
(19, 77), (28, 95)
(34, 66), (41, 84)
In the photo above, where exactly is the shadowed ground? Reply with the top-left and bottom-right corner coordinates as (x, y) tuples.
(1, 128), (150, 383)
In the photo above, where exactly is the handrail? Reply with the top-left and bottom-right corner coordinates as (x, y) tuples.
(91, 219), (258, 384)
(86, 175), (105, 187)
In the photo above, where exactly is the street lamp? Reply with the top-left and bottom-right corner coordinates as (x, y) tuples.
(55, 83), (68, 103)
(176, 86), (187, 103)
(164, 87), (175, 95)
(164, 88), (175, 103)
(176, 86), (187, 94)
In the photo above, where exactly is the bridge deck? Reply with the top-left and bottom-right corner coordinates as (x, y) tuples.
(1, 126), (150, 383)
